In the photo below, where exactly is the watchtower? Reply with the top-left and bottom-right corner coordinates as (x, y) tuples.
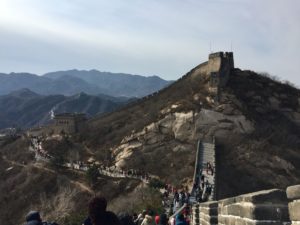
(207, 52), (234, 101)
(52, 113), (86, 134)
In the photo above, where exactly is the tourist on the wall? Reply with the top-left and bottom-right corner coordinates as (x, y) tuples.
(82, 196), (121, 225)
(157, 214), (168, 225)
(136, 210), (147, 225)
(141, 210), (155, 225)
(175, 214), (187, 225)
(24, 211), (58, 225)
(118, 212), (135, 225)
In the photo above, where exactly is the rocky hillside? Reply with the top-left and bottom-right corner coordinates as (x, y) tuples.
(76, 56), (300, 198)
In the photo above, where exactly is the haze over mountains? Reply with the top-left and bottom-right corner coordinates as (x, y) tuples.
(0, 89), (133, 129)
(0, 70), (171, 129)
(0, 69), (172, 97)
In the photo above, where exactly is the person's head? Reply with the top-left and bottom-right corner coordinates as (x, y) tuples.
(88, 196), (107, 223)
(133, 213), (138, 220)
(26, 211), (41, 222)
(25, 211), (42, 225)
(95, 211), (121, 225)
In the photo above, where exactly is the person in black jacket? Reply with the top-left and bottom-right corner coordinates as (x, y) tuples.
(24, 211), (58, 225)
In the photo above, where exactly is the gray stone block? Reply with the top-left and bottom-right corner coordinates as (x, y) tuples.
(287, 185), (300, 200)
(289, 200), (300, 221)
(236, 189), (288, 204)
(218, 215), (226, 224)
(200, 218), (208, 225)
(247, 221), (285, 225)
(235, 217), (247, 225)
(291, 223), (300, 225)
(218, 215), (233, 225)
(200, 206), (218, 215)
(219, 197), (237, 207)
(200, 213), (218, 224)
(219, 205), (228, 215)
(200, 201), (219, 208)
(224, 203), (289, 221)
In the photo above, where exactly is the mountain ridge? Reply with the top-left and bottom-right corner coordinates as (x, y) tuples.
(0, 70), (171, 97)
(0, 89), (133, 129)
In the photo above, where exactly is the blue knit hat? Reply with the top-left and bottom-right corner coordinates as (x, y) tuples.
(26, 211), (41, 222)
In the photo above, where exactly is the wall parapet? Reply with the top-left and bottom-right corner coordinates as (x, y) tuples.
(191, 187), (298, 225)
(287, 185), (300, 225)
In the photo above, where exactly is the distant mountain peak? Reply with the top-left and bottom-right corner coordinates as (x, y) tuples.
(8, 88), (40, 98)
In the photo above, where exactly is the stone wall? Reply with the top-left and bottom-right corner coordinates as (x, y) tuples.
(192, 188), (292, 225)
(218, 189), (289, 225)
(200, 201), (218, 225)
(287, 185), (300, 225)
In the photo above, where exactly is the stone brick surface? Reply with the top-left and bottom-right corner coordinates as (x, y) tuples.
(200, 206), (218, 215)
(237, 189), (288, 204)
(287, 185), (300, 200)
(223, 204), (289, 221)
(200, 201), (218, 208)
(289, 200), (300, 221)
(200, 212), (218, 224)
(219, 197), (237, 207)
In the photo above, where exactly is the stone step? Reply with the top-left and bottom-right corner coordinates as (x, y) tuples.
(201, 154), (215, 159)
(201, 152), (215, 156)
(201, 152), (214, 156)
(202, 157), (215, 162)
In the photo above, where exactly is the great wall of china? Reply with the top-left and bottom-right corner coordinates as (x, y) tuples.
(25, 52), (300, 225)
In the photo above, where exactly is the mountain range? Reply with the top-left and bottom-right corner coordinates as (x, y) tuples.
(0, 88), (133, 129)
(0, 70), (172, 97)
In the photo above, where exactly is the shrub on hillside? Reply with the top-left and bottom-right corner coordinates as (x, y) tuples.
(86, 165), (100, 188)
(109, 186), (164, 215)
(149, 178), (165, 189)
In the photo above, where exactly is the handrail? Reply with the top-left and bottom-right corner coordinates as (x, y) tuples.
(191, 140), (202, 196)
(169, 203), (187, 219)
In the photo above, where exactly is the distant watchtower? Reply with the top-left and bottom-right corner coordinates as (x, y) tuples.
(207, 52), (234, 101)
(53, 113), (86, 134)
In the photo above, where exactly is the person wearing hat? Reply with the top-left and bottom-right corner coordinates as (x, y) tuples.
(24, 211), (43, 225)
(24, 211), (58, 225)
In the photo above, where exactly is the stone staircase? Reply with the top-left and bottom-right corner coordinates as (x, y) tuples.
(198, 140), (216, 201)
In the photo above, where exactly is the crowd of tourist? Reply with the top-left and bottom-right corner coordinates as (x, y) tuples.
(30, 137), (151, 182)
(24, 194), (191, 225)
(194, 174), (213, 202)
(30, 137), (52, 160)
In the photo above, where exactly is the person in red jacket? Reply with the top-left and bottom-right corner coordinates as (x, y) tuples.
(155, 215), (160, 225)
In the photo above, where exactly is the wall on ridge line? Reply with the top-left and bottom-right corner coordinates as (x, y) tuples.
(287, 185), (300, 225)
(191, 187), (299, 225)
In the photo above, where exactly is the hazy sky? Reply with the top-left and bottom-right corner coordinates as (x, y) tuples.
(0, 0), (299, 85)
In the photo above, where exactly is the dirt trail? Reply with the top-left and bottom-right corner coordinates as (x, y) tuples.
(3, 156), (93, 194)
